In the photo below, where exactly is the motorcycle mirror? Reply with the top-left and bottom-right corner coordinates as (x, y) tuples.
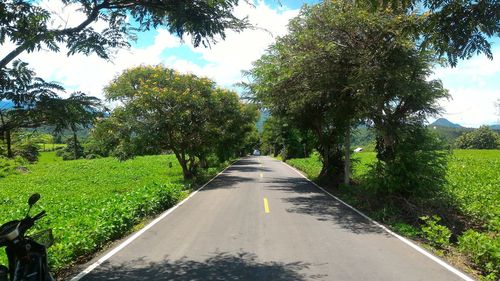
(28, 193), (41, 207)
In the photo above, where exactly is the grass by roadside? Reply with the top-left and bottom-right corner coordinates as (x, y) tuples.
(286, 150), (499, 280)
(0, 154), (232, 276)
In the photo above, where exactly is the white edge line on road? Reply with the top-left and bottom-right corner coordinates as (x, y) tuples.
(71, 159), (240, 281)
(279, 159), (474, 281)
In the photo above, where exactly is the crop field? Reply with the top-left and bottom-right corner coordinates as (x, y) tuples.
(288, 150), (499, 228)
(445, 150), (500, 231)
(0, 155), (191, 271)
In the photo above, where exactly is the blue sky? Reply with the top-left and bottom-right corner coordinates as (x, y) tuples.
(2, 0), (498, 127)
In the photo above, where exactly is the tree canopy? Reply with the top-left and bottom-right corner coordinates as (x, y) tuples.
(455, 126), (500, 149)
(103, 65), (257, 179)
(366, 0), (500, 67)
(247, 0), (449, 192)
(0, 0), (249, 70)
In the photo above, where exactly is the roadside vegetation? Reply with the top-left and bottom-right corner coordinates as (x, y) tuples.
(0, 64), (257, 274)
(0, 154), (234, 275)
(287, 150), (499, 279)
(246, 1), (499, 279)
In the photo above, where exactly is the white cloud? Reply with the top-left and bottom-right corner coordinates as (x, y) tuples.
(167, 1), (298, 86)
(432, 49), (500, 127)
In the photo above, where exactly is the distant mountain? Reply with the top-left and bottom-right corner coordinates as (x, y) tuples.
(430, 118), (463, 128)
(489, 124), (500, 131)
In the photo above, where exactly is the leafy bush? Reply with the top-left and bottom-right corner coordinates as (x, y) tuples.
(0, 156), (27, 177)
(455, 126), (500, 149)
(366, 128), (449, 197)
(392, 222), (420, 238)
(420, 215), (452, 249)
(56, 137), (85, 160)
(459, 230), (499, 280)
(13, 142), (40, 163)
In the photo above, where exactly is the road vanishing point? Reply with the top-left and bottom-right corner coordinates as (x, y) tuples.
(72, 156), (471, 281)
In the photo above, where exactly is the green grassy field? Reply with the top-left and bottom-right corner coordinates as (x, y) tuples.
(38, 143), (67, 152)
(37, 151), (64, 163)
(0, 155), (191, 271)
(288, 150), (499, 229)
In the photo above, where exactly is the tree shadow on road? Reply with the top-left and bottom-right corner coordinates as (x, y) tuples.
(199, 160), (274, 190)
(264, 178), (390, 236)
(84, 252), (323, 281)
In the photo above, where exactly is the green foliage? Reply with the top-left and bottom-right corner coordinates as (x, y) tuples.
(420, 215), (452, 249)
(246, 1), (447, 186)
(0, 156), (26, 177)
(365, 0), (499, 67)
(0, 154), (189, 271)
(0, 61), (64, 158)
(431, 126), (474, 147)
(455, 126), (500, 149)
(392, 222), (420, 238)
(103, 65), (255, 179)
(286, 152), (322, 181)
(367, 127), (449, 197)
(459, 230), (499, 280)
(260, 116), (314, 159)
(37, 151), (62, 164)
(56, 137), (85, 160)
(0, 0), (249, 70)
(13, 141), (39, 163)
(446, 150), (500, 231)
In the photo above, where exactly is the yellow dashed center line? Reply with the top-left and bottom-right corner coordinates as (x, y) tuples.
(260, 173), (263, 178)
(263, 198), (270, 213)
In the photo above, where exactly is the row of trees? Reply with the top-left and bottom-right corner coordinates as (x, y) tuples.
(246, 1), (454, 197)
(87, 65), (258, 179)
(455, 126), (500, 149)
(0, 61), (102, 161)
(1, 0), (256, 171)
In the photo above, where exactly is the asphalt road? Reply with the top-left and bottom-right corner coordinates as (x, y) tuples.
(75, 156), (469, 281)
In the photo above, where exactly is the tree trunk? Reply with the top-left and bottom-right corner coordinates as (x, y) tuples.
(199, 155), (208, 169)
(6, 130), (12, 158)
(318, 146), (344, 187)
(73, 130), (78, 160)
(344, 126), (351, 186)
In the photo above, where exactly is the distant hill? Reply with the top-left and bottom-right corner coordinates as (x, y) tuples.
(489, 124), (500, 131)
(430, 118), (463, 128)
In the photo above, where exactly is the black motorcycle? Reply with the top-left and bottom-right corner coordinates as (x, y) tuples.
(0, 194), (54, 281)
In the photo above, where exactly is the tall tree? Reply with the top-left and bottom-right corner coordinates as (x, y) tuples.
(40, 92), (103, 159)
(0, 61), (63, 157)
(104, 65), (253, 179)
(246, 0), (449, 190)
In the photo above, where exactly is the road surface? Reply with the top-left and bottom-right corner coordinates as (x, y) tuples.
(74, 156), (469, 281)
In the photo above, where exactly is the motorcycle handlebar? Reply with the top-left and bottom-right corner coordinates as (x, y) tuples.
(32, 211), (46, 221)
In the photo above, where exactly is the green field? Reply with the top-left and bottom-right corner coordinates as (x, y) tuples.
(288, 150), (499, 229)
(0, 155), (196, 271)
